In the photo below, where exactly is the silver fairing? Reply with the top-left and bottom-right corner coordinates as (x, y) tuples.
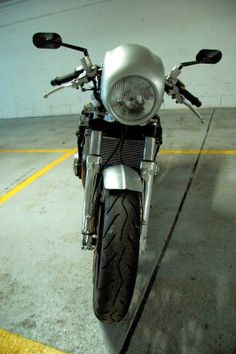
(101, 44), (165, 123)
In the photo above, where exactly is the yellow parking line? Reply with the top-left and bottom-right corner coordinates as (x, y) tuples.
(0, 328), (67, 354)
(1, 148), (235, 205)
(160, 149), (236, 155)
(1, 149), (235, 155)
(0, 149), (76, 205)
(0, 149), (74, 153)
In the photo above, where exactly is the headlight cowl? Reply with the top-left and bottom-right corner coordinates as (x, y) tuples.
(101, 44), (165, 126)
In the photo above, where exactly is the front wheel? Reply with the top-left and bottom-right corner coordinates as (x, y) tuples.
(93, 190), (141, 324)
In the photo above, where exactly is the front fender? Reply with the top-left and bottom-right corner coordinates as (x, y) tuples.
(103, 164), (143, 192)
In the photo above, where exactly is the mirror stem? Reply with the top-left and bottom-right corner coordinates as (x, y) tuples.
(61, 42), (89, 56)
(179, 61), (201, 69)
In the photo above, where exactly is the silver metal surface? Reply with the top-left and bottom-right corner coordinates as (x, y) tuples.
(140, 160), (156, 254)
(73, 153), (79, 176)
(103, 164), (143, 192)
(81, 56), (93, 72)
(82, 234), (97, 250)
(182, 99), (206, 123)
(143, 137), (157, 161)
(101, 44), (165, 124)
(166, 65), (182, 83)
(81, 155), (102, 235)
(43, 83), (72, 98)
(89, 130), (102, 155)
(83, 129), (90, 160)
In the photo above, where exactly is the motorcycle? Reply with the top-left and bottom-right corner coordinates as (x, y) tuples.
(32, 33), (222, 323)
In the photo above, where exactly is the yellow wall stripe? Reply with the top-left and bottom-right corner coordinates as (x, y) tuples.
(0, 328), (67, 354)
(0, 149), (76, 205)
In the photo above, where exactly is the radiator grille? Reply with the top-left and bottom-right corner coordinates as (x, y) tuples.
(100, 136), (144, 169)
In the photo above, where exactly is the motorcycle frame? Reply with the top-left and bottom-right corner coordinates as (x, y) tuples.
(81, 117), (161, 252)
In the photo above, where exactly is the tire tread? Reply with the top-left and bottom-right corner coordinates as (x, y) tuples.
(93, 190), (140, 323)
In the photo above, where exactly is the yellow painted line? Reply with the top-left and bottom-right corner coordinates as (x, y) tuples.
(0, 328), (67, 353)
(0, 149), (74, 153)
(0, 148), (235, 205)
(201, 150), (236, 155)
(1, 148), (235, 155)
(160, 149), (236, 155)
(0, 149), (76, 205)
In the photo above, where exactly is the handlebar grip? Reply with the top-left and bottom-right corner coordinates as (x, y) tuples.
(51, 69), (84, 86)
(176, 80), (202, 107)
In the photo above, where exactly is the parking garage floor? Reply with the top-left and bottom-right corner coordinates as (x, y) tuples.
(0, 108), (236, 354)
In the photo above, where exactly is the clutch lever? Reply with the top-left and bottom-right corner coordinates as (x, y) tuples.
(43, 82), (73, 99)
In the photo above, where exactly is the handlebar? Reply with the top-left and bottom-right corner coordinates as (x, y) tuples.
(165, 79), (202, 108)
(51, 68), (84, 86)
(176, 80), (202, 107)
(165, 75), (204, 122)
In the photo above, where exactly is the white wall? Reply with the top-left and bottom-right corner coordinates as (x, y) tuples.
(0, 0), (235, 119)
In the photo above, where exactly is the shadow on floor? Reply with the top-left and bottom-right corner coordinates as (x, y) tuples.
(102, 154), (236, 353)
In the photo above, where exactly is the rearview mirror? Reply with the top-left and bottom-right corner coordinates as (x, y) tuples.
(33, 32), (62, 49)
(196, 49), (222, 64)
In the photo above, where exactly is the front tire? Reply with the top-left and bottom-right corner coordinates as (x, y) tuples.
(93, 190), (141, 324)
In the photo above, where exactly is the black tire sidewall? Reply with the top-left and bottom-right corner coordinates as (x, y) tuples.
(93, 189), (140, 324)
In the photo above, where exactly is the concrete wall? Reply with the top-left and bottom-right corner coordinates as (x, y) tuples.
(0, 0), (235, 119)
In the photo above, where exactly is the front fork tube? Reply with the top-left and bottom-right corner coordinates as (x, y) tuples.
(140, 137), (158, 254)
(81, 130), (102, 249)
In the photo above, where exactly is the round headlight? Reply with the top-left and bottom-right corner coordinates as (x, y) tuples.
(109, 76), (156, 125)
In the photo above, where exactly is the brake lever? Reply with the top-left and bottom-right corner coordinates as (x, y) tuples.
(182, 99), (205, 123)
(165, 80), (205, 124)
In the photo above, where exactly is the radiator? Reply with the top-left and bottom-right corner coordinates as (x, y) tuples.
(100, 136), (145, 169)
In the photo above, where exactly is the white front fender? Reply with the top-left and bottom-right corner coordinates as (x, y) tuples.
(103, 164), (143, 192)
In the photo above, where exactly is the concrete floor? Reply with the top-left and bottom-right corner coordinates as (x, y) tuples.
(0, 108), (235, 354)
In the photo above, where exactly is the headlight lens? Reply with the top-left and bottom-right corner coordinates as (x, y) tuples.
(109, 76), (156, 125)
